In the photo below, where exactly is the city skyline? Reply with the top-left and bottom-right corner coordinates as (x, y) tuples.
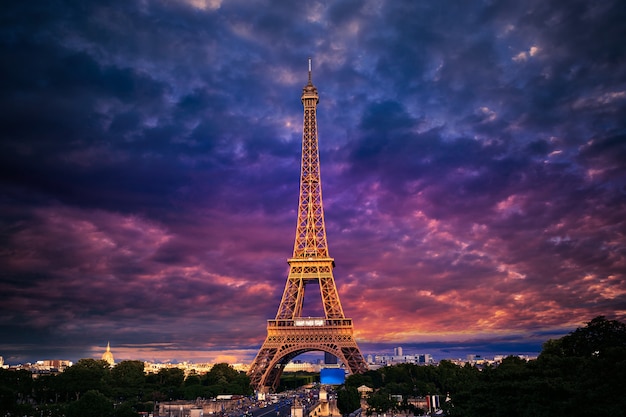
(0, 342), (527, 367)
(1, 1), (625, 365)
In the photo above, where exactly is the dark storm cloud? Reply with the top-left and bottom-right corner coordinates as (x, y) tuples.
(1, 0), (625, 364)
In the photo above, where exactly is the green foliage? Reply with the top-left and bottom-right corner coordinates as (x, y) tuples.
(278, 371), (318, 392)
(365, 390), (396, 415)
(66, 389), (114, 417)
(344, 371), (373, 389)
(540, 315), (626, 358)
(158, 367), (185, 387)
(59, 358), (111, 400)
(0, 369), (33, 412)
(450, 316), (626, 417)
(155, 367), (185, 400)
(344, 316), (626, 417)
(114, 401), (141, 417)
(337, 386), (361, 416)
(109, 360), (146, 401)
(1, 358), (252, 415)
(202, 363), (253, 396)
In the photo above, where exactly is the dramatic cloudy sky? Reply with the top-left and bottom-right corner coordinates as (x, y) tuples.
(1, 0), (625, 365)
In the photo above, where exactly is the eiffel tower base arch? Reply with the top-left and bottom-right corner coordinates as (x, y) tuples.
(248, 319), (368, 391)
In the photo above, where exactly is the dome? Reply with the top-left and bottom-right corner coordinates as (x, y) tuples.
(101, 342), (115, 366)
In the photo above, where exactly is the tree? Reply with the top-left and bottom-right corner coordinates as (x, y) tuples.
(114, 401), (141, 417)
(366, 390), (395, 415)
(448, 317), (626, 417)
(156, 368), (185, 400)
(205, 363), (239, 385)
(0, 369), (33, 412)
(540, 316), (626, 358)
(109, 360), (146, 402)
(183, 373), (208, 399)
(66, 389), (114, 417)
(202, 363), (252, 396)
(59, 359), (110, 400)
(337, 386), (361, 416)
(345, 372), (373, 390)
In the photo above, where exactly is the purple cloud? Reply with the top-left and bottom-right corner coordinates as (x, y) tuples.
(1, 0), (624, 364)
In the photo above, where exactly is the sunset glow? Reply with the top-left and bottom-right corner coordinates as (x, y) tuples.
(1, 0), (624, 365)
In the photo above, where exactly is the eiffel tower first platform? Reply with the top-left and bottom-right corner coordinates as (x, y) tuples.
(247, 59), (368, 392)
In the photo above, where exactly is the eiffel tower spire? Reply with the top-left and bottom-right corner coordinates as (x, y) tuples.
(293, 57), (328, 260)
(248, 59), (367, 392)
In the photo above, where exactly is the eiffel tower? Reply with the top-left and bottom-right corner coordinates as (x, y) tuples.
(247, 59), (368, 392)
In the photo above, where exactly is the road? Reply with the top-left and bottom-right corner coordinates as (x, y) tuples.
(251, 401), (293, 417)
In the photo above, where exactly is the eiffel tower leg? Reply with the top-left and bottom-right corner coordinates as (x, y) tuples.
(247, 339), (277, 391)
(341, 346), (368, 374)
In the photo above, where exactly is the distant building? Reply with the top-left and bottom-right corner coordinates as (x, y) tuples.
(2, 360), (73, 377)
(143, 361), (248, 376)
(368, 352), (434, 366)
(393, 346), (403, 357)
(324, 352), (338, 365)
(40, 359), (72, 369)
(357, 385), (373, 397)
(101, 342), (115, 366)
(417, 354), (432, 364)
(283, 361), (320, 372)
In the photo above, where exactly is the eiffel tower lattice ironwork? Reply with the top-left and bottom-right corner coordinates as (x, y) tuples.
(247, 59), (368, 391)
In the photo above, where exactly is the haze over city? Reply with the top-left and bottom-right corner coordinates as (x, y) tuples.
(1, 0), (625, 365)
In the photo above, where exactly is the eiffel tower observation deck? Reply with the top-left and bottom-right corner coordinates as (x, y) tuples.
(247, 59), (368, 392)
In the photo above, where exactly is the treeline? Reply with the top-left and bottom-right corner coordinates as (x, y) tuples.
(0, 361), (252, 417)
(278, 371), (319, 392)
(343, 316), (626, 417)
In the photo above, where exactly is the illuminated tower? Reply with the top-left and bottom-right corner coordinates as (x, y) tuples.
(247, 59), (367, 391)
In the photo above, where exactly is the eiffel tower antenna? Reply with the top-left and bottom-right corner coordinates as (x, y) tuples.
(248, 59), (367, 392)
